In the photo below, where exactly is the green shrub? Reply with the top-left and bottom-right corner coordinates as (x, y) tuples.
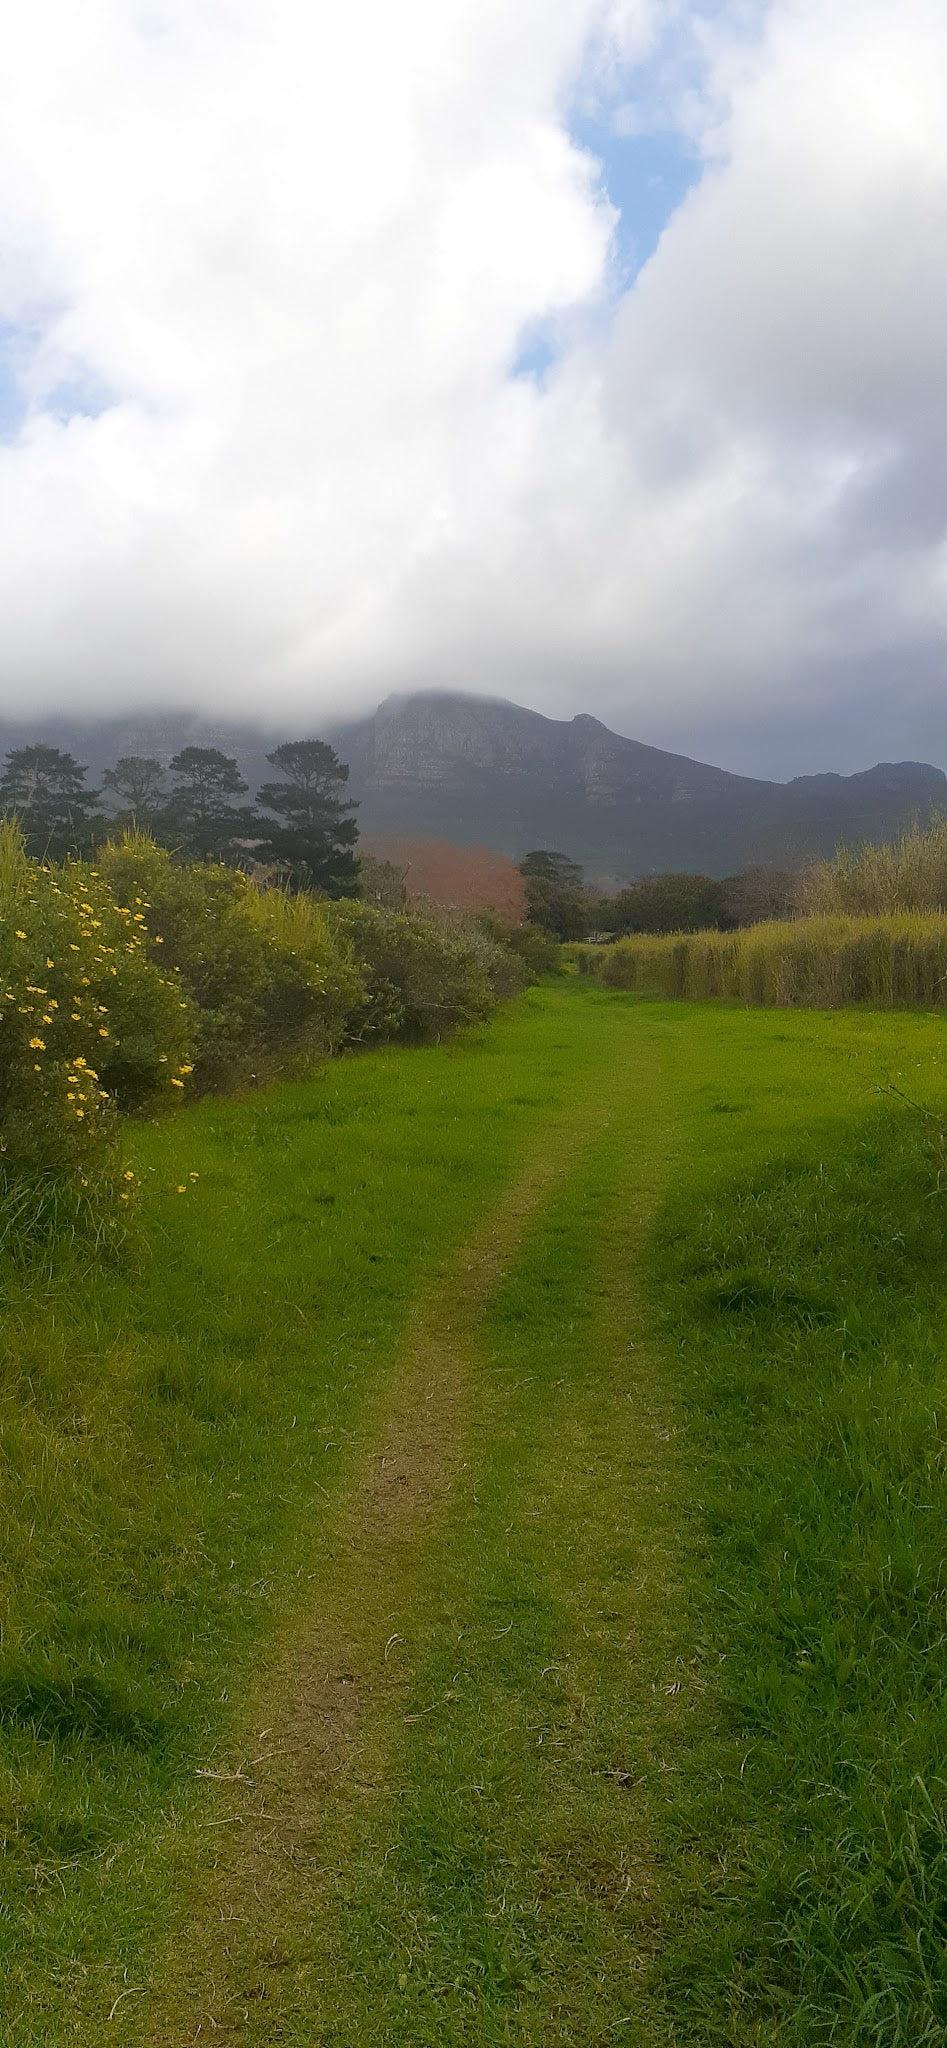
(98, 836), (361, 1087)
(483, 916), (561, 979)
(0, 824), (193, 1256)
(335, 899), (524, 1042)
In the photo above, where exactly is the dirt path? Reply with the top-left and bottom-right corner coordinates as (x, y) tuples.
(141, 1101), (612, 2043)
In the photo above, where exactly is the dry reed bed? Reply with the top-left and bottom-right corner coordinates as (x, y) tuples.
(578, 913), (947, 1008)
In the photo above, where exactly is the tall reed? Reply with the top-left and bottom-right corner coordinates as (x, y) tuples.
(579, 912), (947, 1009)
(803, 816), (947, 915)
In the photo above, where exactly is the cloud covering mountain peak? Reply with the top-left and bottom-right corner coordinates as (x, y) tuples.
(0, 0), (944, 776)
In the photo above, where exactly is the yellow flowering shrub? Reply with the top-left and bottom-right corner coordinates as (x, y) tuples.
(0, 824), (195, 1251)
(98, 835), (363, 1087)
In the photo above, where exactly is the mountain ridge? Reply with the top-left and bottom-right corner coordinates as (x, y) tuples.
(0, 691), (942, 881)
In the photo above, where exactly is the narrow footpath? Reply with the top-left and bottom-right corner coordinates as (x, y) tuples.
(138, 1019), (693, 2046)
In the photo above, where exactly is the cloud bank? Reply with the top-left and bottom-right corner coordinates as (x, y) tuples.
(0, 0), (945, 772)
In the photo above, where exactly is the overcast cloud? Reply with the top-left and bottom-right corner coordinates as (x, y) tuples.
(0, 0), (945, 775)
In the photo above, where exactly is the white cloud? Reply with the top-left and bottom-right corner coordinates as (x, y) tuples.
(0, 0), (945, 771)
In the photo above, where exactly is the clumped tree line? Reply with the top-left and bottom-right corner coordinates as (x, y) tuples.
(518, 848), (798, 940)
(0, 739), (359, 894)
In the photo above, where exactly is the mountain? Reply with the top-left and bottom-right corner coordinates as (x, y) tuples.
(0, 692), (943, 881)
(329, 693), (947, 881)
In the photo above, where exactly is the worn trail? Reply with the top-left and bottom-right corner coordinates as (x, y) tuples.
(141, 1079), (640, 2044)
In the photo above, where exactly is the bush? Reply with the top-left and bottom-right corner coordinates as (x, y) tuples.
(0, 824), (193, 1256)
(98, 836), (362, 1088)
(335, 899), (525, 1042)
(482, 915), (562, 979)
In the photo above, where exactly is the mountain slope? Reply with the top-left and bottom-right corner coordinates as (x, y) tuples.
(330, 693), (946, 880)
(0, 692), (942, 880)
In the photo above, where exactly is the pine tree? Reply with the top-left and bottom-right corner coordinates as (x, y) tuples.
(101, 755), (168, 829)
(256, 740), (358, 894)
(0, 745), (101, 858)
(165, 747), (255, 859)
(518, 849), (587, 939)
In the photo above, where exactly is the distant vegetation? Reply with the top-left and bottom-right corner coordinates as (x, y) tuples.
(577, 817), (947, 1010)
(0, 737), (359, 891)
(0, 822), (528, 1262)
(363, 836), (528, 921)
(518, 847), (798, 940)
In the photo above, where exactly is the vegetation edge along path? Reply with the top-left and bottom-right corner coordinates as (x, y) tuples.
(136, 1046), (661, 2042)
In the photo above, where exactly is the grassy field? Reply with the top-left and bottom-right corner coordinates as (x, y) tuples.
(2, 983), (946, 2042)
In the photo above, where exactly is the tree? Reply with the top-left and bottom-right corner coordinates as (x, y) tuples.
(256, 740), (358, 894)
(716, 867), (797, 928)
(165, 746), (255, 859)
(101, 754), (168, 829)
(519, 849), (586, 940)
(0, 744), (101, 858)
(600, 872), (724, 936)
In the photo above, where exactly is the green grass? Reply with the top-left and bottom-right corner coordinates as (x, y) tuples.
(2, 985), (947, 2041)
(652, 1103), (947, 2043)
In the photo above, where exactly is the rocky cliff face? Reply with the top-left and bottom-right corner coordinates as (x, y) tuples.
(1, 691), (942, 882)
(331, 693), (947, 880)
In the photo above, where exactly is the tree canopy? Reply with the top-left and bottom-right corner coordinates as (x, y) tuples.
(165, 747), (255, 858)
(0, 745), (101, 859)
(256, 740), (358, 894)
(519, 849), (587, 939)
(101, 754), (168, 826)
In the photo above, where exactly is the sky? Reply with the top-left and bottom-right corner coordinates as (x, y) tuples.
(0, 0), (945, 778)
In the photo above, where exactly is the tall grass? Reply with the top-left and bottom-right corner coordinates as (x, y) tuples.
(803, 815), (947, 915)
(579, 912), (947, 1009)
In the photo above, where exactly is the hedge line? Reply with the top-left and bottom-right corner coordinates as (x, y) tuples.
(0, 826), (526, 1258)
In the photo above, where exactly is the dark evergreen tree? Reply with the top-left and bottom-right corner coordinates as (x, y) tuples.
(165, 746), (255, 859)
(256, 740), (358, 894)
(0, 744), (101, 858)
(518, 849), (586, 939)
(101, 754), (168, 830)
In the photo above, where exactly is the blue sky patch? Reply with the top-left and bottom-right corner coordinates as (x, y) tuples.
(579, 122), (701, 282)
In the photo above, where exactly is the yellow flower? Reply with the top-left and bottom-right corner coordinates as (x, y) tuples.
(71, 1014), (81, 1022)
(170, 1077), (184, 1088)
(75, 1109), (84, 1119)
(46, 958), (54, 969)
(189, 1171), (199, 1181)
(28, 1036), (46, 1050)
(123, 1170), (135, 1182)
(33, 1063), (41, 1072)
(14, 930), (25, 940)
(98, 1028), (109, 1038)
(176, 1184), (186, 1194)
(179, 1063), (194, 1075)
